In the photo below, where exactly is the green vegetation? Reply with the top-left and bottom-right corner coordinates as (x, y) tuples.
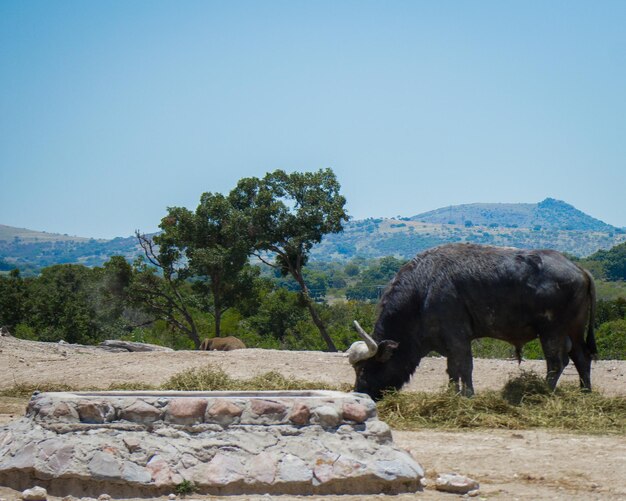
(1, 172), (625, 359)
(175, 480), (198, 496)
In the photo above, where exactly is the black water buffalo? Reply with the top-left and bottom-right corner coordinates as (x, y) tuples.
(348, 243), (596, 400)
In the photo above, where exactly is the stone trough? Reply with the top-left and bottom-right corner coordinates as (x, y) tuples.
(0, 390), (423, 497)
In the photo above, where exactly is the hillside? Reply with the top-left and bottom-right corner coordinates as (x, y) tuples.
(1, 198), (625, 272)
(312, 198), (625, 260)
(0, 224), (91, 244)
(410, 198), (616, 233)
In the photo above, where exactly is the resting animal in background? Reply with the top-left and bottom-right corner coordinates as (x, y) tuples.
(199, 336), (246, 351)
(348, 243), (597, 400)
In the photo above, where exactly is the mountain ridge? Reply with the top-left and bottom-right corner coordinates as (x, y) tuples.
(2, 199), (625, 273)
(409, 198), (617, 233)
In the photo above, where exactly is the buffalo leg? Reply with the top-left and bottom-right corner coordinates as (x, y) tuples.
(446, 350), (474, 397)
(569, 341), (592, 391)
(446, 357), (461, 393)
(539, 333), (569, 390)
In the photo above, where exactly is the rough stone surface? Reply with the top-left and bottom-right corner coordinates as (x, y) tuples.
(311, 405), (341, 428)
(250, 399), (287, 417)
(0, 390), (423, 497)
(165, 398), (207, 425)
(435, 473), (480, 494)
(342, 402), (368, 423)
(206, 400), (243, 426)
(21, 486), (47, 500)
(120, 401), (162, 424)
(288, 402), (310, 425)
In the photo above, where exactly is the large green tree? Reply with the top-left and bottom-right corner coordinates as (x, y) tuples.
(0, 269), (28, 330)
(132, 232), (203, 347)
(135, 191), (256, 344)
(230, 168), (348, 351)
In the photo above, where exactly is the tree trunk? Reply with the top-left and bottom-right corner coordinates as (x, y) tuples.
(292, 270), (337, 352)
(215, 309), (221, 338)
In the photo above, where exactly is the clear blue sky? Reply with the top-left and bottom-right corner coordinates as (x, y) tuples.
(1, 1), (625, 239)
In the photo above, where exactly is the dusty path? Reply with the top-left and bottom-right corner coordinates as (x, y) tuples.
(1, 335), (625, 500)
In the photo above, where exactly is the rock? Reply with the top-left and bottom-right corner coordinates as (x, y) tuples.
(247, 451), (277, 484)
(277, 454), (312, 483)
(6, 442), (36, 470)
(51, 402), (80, 422)
(38, 438), (74, 476)
(202, 452), (246, 485)
(206, 400), (243, 426)
(97, 495), (112, 501)
(88, 451), (122, 480)
(120, 401), (162, 424)
(21, 486), (47, 500)
(288, 402), (311, 425)
(250, 399), (287, 417)
(168, 494), (177, 500)
(122, 436), (142, 453)
(99, 340), (174, 352)
(165, 398), (208, 425)
(0, 390), (423, 496)
(364, 419), (392, 443)
(342, 402), (368, 423)
(77, 401), (115, 424)
(121, 461), (152, 484)
(435, 473), (480, 494)
(311, 405), (340, 428)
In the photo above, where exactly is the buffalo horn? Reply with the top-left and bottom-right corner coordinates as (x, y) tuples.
(352, 320), (379, 360)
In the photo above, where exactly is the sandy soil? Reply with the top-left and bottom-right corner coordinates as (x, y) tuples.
(0, 335), (625, 500)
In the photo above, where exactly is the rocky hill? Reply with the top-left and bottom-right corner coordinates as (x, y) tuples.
(311, 199), (625, 261)
(410, 198), (616, 233)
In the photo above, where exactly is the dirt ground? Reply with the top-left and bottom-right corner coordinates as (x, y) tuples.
(0, 335), (625, 500)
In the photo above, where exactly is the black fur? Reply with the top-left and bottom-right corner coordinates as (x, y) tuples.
(354, 243), (596, 400)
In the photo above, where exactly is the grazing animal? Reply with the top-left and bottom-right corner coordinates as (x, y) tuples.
(348, 244), (596, 400)
(199, 336), (246, 351)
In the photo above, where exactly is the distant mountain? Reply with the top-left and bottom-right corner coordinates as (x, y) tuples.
(0, 224), (93, 244)
(0, 227), (141, 274)
(410, 198), (617, 233)
(1, 199), (625, 273)
(311, 199), (625, 261)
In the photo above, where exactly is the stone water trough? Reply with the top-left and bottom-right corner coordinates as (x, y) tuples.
(0, 390), (423, 497)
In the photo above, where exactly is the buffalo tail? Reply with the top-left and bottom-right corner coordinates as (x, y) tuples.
(585, 269), (598, 359)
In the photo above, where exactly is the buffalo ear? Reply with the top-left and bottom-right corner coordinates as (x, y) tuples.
(375, 340), (399, 362)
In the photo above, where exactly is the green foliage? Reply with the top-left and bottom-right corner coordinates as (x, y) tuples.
(594, 280), (626, 300)
(156, 191), (255, 338)
(596, 298), (626, 326)
(175, 480), (198, 495)
(0, 269), (28, 329)
(230, 168), (349, 351)
(471, 338), (546, 360)
(585, 243), (626, 281)
(596, 319), (626, 359)
(346, 256), (405, 301)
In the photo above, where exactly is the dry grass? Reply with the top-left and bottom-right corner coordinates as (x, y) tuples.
(162, 367), (352, 393)
(1, 367), (623, 434)
(377, 371), (626, 434)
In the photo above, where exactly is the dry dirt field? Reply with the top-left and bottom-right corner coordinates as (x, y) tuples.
(1, 335), (625, 501)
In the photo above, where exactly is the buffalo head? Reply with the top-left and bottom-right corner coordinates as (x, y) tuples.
(347, 321), (399, 400)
